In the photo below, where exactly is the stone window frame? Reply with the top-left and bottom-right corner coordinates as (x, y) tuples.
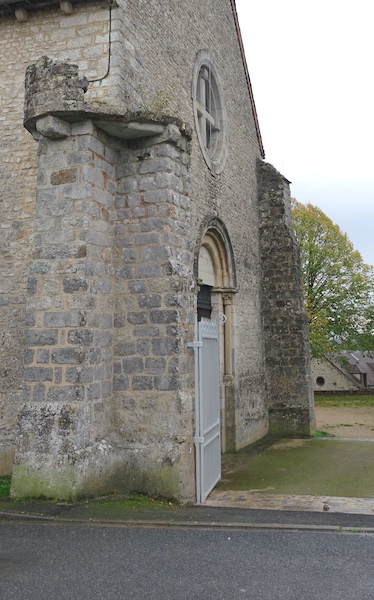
(192, 50), (228, 176)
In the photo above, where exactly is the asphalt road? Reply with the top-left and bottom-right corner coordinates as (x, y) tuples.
(1, 523), (374, 600)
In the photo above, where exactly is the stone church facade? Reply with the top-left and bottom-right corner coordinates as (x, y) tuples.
(0, 0), (314, 502)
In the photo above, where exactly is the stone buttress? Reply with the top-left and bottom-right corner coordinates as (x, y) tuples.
(11, 57), (196, 501)
(257, 161), (315, 437)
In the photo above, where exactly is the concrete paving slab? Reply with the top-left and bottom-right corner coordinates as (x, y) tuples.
(207, 491), (374, 515)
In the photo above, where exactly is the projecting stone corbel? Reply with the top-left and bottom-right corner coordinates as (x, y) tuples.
(35, 115), (71, 139)
(60, 1), (73, 14)
(15, 8), (28, 22)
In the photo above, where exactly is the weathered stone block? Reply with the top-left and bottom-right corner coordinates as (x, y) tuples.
(114, 342), (136, 356)
(135, 233), (160, 245)
(32, 384), (46, 401)
(145, 357), (166, 373)
(140, 245), (171, 261)
(135, 263), (161, 278)
(113, 375), (129, 390)
(114, 314), (126, 328)
(132, 375), (153, 390)
(65, 367), (94, 383)
(24, 350), (34, 365)
(27, 276), (38, 295)
(122, 357), (143, 373)
(36, 349), (50, 363)
(115, 235), (133, 247)
(26, 330), (58, 346)
(101, 380), (112, 397)
(137, 340), (150, 355)
(168, 356), (193, 373)
(31, 260), (51, 275)
(134, 326), (159, 337)
(164, 294), (189, 308)
(138, 157), (173, 174)
(154, 376), (178, 390)
(117, 265), (134, 279)
(47, 386), (85, 401)
(35, 244), (87, 260)
(138, 294), (161, 308)
(127, 312), (148, 325)
(92, 279), (112, 294)
(55, 367), (63, 384)
(62, 277), (89, 294)
(113, 362), (122, 374)
(150, 310), (179, 324)
(25, 313), (36, 327)
(96, 331), (112, 347)
(51, 348), (84, 364)
(51, 168), (78, 185)
(152, 338), (179, 356)
(128, 280), (147, 293)
(94, 364), (105, 381)
(44, 312), (82, 327)
(87, 382), (101, 399)
(144, 189), (173, 204)
(24, 367), (53, 382)
(67, 329), (94, 346)
(122, 248), (137, 263)
(140, 217), (170, 232)
(36, 115), (71, 139)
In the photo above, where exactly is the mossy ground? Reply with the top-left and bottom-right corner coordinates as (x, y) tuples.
(0, 491), (180, 523)
(217, 438), (374, 498)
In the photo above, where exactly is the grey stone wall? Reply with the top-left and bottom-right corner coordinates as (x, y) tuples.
(12, 59), (118, 498)
(257, 161), (315, 436)
(110, 128), (196, 500)
(0, 0), (116, 477)
(0, 0), (314, 500)
(10, 53), (197, 501)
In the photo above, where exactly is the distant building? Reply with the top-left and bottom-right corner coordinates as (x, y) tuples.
(312, 352), (374, 392)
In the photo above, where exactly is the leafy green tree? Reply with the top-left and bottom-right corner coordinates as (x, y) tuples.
(291, 199), (374, 358)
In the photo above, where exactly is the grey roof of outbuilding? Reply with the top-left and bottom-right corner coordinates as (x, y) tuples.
(335, 351), (374, 387)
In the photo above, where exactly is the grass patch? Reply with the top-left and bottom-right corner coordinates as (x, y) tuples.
(0, 476), (11, 499)
(83, 491), (176, 511)
(313, 430), (333, 437)
(315, 394), (374, 408)
(72, 492), (177, 520)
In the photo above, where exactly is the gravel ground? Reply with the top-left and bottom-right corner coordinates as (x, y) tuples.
(315, 406), (374, 438)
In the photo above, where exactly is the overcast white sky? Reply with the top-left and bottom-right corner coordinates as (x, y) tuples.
(236, 0), (374, 266)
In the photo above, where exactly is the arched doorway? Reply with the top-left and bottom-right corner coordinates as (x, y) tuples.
(197, 222), (237, 452)
(191, 219), (236, 502)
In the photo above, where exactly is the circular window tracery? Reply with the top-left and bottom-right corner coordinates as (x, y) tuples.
(192, 50), (228, 175)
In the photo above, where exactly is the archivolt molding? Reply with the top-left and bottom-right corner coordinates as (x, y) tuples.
(195, 216), (237, 291)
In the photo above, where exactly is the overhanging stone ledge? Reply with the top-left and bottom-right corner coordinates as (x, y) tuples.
(26, 110), (194, 142)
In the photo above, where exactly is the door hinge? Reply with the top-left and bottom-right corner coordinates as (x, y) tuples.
(187, 341), (203, 349)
